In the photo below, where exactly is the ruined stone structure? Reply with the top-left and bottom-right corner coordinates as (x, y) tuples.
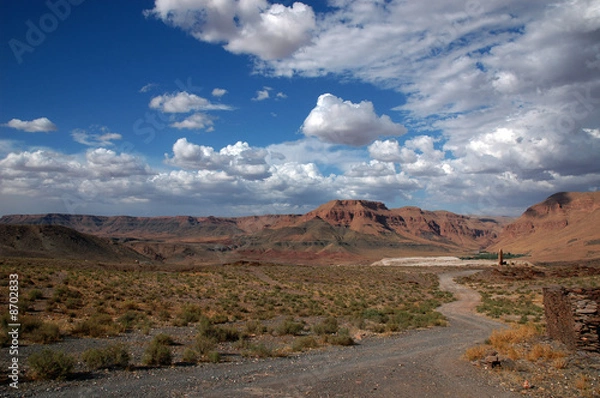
(543, 286), (600, 352)
(498, 249), (503, 266)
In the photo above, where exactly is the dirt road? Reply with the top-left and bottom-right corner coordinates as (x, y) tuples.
(6, 270), (519, 397)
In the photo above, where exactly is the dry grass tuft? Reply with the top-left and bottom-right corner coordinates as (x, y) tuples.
(488, 324), (539, 351)
(464, 344), (491, 361)
(526, 343), (566, 362)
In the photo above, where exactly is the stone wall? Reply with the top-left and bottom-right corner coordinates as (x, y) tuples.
(543, 286), (600, 352)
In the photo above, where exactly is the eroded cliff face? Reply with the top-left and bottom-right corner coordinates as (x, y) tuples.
(489, 192), (600, 261)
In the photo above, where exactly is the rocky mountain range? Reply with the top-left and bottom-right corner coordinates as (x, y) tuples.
(1, 192), (598, 265)
(489, 191), (600, 262)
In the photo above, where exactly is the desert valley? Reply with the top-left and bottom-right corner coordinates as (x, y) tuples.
(1, 191), (599, 397)
(2, 191), (599, 266)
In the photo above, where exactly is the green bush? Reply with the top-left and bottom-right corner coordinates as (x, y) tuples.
(82, 344), (130, 370)
(72, 314), (120, 337)
(274, 318), (304, 336)
(50, 286), (83, 308)
(206, 351), (221, 363)
(143, 336), (173, 367)
(27, 322), (61, 344)
(326, 328), (354, 346)
(195, 335), (217, 355)
(28, 349), (75, 380)
(182, 348), (198, 364)
(197, 316), (240, 342)
(362, 308), (388, 324)
(27, 289), (44, 301)
(245, 319), (267, 335)
(174, 304), (203, 326)
(117, 311), (149, 331)
(292, 336), (319, 352)
(153, 333), (176, 346)
(241, 343), (273, 358)
(312, 317), (339, 335)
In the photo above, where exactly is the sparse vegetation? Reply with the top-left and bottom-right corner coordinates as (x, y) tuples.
(460, 251), (525, 260)
(28, 348), (75, 380)
(0, 258), (455, 380)
(143, 335), (173, 367)
(462, 263), (600, 397)
(82, 343), (130, 370)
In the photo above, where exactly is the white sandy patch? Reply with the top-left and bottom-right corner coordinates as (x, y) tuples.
(371, 256), (498, 267)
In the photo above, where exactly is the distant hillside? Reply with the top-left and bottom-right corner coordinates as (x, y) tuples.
(488, 192), (600, 262)
(0, 224), (149, 262)
(0, 200), (510, 265)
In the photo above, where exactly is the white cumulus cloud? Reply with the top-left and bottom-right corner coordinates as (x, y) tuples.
(146, 0), (316, 60)
(171, 113), (215, 131)
(149, 91), (232, 113)
(302, 94), (407, 146)
(4, 117), (58, 133)
(212, 88), (227, 97)
(71, 127), (122, 147)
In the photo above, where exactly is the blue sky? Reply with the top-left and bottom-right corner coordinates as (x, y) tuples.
(1, 0), (599, 217)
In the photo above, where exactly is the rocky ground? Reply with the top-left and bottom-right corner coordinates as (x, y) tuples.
(2, 270), (521, 398)
(3, 267), (598, 397)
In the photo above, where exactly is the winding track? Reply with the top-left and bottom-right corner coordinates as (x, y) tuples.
(6, 270), (520, 397)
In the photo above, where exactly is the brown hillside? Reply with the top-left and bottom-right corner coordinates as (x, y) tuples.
(0, 200), (511, 265)
(489, 192), (600, 261)
(0, 224), (149, 262)
(301, 199), (504, 249)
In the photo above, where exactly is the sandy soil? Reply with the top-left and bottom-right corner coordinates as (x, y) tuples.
(371, 256), (499, 267)
(2, 269), (521, 398)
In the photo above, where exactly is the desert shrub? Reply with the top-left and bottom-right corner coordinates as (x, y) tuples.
(50, 285), (83, 308)
(195, 335), (217, 355)
(27, 322), (61, 344)
(477, 293), (543, 321)
(117, 310), (150, 332)
(325, 328), (354, 346)
(245, 319), (267, 335)
(143, 336), (173, 367)
(362, 308), (388, 324)
(82, 344), (130, 370)
(182, 348), (198, 364)
(28, 349), (75, 380)
(464, 344), (491, 361)
(121, 300), (139, 311)
(312, 317), (338, 335)
(526, 343), (566, 362)
(20, 316), (43, 334)
(206, 351), (221, 363)
(274, 317), (304, 336)
(27, 289), (44, 301)
(153, 333), (176, 346)
(174, 304), (203, 326)
(211, 313), (229, 324)
(197, 316), (240, 342)
(241, 343), (273, 358)
(158, 309), (171, 322)
(72, 314), (120, 337)
(292, 336), (319, 352)
(488, 324), (540, 351)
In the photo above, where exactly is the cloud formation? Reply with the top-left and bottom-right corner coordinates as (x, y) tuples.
(145, 0), (316, 60)
(166, 138), (271, 180)
(71, 127), (122, 147)
(4, 117), (57, 133)
(149, 91), (231, 113)
(171, 113), (215, 131)
(302, 94), (406, 146)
